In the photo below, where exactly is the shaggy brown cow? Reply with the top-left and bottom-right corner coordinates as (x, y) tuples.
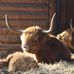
(5, 13), (74, 64)
(57, 19), (74, 53)
(0, 52), (38, 72)
(5, 13), (56, 52)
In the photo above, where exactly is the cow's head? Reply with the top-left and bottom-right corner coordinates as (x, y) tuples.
(20, 26), (41, 53)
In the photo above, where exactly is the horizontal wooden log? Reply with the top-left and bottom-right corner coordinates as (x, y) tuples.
(0, 44), (22, 58)
(0, 35), (21, 43)
(0, 20), (48, 29)
(0, 11), (48, 15)
(0, 14), (48, 20)
(0, 7), (48, 12)
(0, 0), (48, 4)
(0, 2), (48, 8)
(0, 44), (22, 51)
(0, 28), (21, 35)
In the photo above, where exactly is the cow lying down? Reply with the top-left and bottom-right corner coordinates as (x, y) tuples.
(57, 19), (74, 53)
(0, 52), (38, 72)
(5, 13), (74, 64)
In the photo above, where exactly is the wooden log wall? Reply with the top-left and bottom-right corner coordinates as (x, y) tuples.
(0, 0), (56, 58)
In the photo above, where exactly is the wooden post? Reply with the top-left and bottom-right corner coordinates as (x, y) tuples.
(56, 0), (61, 34)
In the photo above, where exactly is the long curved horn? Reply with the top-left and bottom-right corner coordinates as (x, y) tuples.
(5, 14), (24, 32)
(70, 18), (73, 30)
(42, 12), (56, 33)
(70, 18), (74, 31)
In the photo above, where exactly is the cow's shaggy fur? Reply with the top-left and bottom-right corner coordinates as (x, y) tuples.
(0, 52), (38, 72)
(20, 26), (74, 64)
(57, 29), (74, 53)
(20, 26), (41, 53)
(5, 13), (74, 64)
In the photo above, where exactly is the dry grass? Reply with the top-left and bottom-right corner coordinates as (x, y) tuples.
(0, 61), (74, 74)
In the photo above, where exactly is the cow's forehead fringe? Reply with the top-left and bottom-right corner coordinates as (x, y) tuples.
(23, 26), (40, 33)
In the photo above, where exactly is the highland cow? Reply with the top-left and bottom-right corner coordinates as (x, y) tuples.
(57, 19), (74, 53)
(5, 13), (74, 64)
(5, 13), (56, 52)
(0, 52), (38, 72)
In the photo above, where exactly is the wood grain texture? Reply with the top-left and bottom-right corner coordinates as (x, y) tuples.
(0, 20), (48, 28)
(0, 0), (48, 4)
(0, 35), (20, 43)
(0, 14), (48, 20)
